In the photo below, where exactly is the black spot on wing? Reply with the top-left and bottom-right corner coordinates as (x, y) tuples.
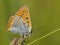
(12, 24), (16, 27)
(22, 14), (24, 15)
(23, 11), (28, 13)
(26, 11), (28, 13)
(20, 15), (22, 17)
(23, 11), (25, 12)
(18, 19), (19, 21)
(27, 21), (29, 23)
(26, 17), (28, 19)
(20, 14), (24, 17)
(12, 24), (14, 26)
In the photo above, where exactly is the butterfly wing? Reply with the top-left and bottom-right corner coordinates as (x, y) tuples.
(16, 5), (32, 33)
(7, 16), (14, 31)
(7, 5), (32, 36)
(7, 16), (20, 33)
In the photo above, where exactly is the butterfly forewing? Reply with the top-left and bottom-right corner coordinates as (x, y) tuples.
(16, 5), (32, 30)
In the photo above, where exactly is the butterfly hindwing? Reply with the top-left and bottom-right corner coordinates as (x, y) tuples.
(7, 16), (14, 31)
(8, 16), (21, 33)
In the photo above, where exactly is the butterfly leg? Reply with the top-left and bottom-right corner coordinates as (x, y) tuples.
(21, 34), (26, 45)
(28, 30), (33, 40)
(28, 32), (31, 40)
(31, 30), (33, 34)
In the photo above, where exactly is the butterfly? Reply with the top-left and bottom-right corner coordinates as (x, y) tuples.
(7, 5), (32, 38)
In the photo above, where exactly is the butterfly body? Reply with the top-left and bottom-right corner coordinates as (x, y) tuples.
(7, 5), (32, 38)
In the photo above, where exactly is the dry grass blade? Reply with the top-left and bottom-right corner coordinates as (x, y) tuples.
(9, 36), (25, 45)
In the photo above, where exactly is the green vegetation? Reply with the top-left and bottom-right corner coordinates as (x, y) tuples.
(0, 0), (60, 45)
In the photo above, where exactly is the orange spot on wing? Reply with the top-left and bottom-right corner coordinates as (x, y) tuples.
(7, 16), (14, 30)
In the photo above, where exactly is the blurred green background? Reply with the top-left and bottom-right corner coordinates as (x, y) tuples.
(0, 0), (60, 45)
